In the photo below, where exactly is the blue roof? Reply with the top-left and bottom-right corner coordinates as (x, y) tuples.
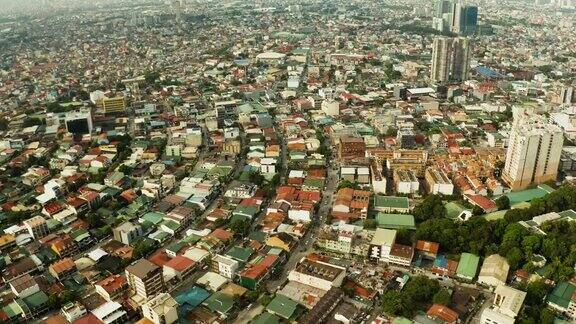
(434, 254), (448, 268)
(175, 286), (210, 309)
(476, 66), (506, 79)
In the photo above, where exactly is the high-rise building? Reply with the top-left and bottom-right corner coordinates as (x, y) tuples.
(502, 115), (564, 191)
(435, 0), (453, 18)
(125, 259), (165, 300)
(450, 2), (464, 34)
(431, 37), (471, 84)
(463, 6), (478, 35)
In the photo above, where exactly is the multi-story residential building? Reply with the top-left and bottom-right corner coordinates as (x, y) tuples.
(125, 259), (165, 300)
(211, 254), (240, 279)
(431, 36), (471, 84)
(394, 169), (419, 195)
(141, 293), (179, 324)
(480, 285), (526, 324)
(502, 115), (563, 190)
(95, 275), (129, 301)
(288, 256), (346, 291)
(23, 216), (49, 240)
(113, 222), (143, 245)
(425, 167), (454, 195)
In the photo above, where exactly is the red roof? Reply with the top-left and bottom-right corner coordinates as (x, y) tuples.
(465, 194), (497, 212)
(210, 228), (233, 241)
(73, 314), (103, 324)
(164, 255), (195, 272)
(148, 250), (172, 267)
(427, 304), (459, 323)
(416, 240), (440, 254)
(96, 274), (127, 294)
(242, 255), (278, 279)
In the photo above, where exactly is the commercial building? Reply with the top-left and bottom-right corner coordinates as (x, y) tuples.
(478, 254), (510, 287)
(431, 36), (471, 84)
(373, 195), (410, 213)
(65, 109), (93, 135)
(288, 256), (346, 291)
(502, 115), (563, 190)
(338, 137), (366, 160)
(23, 216), (49, 240)
(101, 96), (126, 114)
(141, 293), (179, 324)
(125, 259), (165, 300)
(425, 167), (454, 195)
(480, 285), (526, 324)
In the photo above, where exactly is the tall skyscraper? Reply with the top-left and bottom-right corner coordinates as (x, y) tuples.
(435, 0), (453, 18)
(502, 115), (564, 191)
(463, 6), (478, 35)
(431, 37), (471, 84)
(450, 2), (464, 34)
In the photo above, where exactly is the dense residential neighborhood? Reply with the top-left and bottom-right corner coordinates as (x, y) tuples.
(0, 0), (576, 323)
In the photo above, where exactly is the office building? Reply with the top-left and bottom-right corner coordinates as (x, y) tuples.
(463, 6), (478, 35)
(23, 216), (49, 239)
(431, 36), (471, 84)
(65, 109), (93, 135)
(101, 96), (126, 114)
(450, 2), (464, 34)
(125, 259), (165, 300)
(481, 285), (526, 324)
(141, 293), (179, 324)
(435, 0), (453, 18)
(502, 115), (563, 190)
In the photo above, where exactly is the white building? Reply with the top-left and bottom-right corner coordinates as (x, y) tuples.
(321, 99), (340, 116)
(394, 169), (419, 194)
(91, 301), (127, 324)
(425, 168), (454, 196)
(212, 255), (239, 279)
(141, 293), (179, 324)
(502, 115), (563, 191)
(369, 228), (397, 261)
(480, 285), (526, 324)
(478, 254), (510, 287)
(288, 257), (346, 291)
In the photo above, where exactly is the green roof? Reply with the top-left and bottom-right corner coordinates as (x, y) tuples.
(2, 301), (22, 319)
(22, 291), (49, 308)
(141, 212), (165, 225)
(548, 282), (576, 308)
(203, 292), (234, 314)
(504, 187), (552, 206)
(483, 210), (507, 221)
(161, 219), (181, 231)
(444, 202), (470, 219)
(233, 205), (259, 217)
(249, 231), (267, 242)
(266, 294), (298, 319)
(375, 213), (416, 229)
(253, 312), (280, 324)
(374, 196), (409, 209)
(303, 178), (324, 188)
(558, 209), (576, 221)
(456, 253), (480, 279)
(227, 246), (254, 263)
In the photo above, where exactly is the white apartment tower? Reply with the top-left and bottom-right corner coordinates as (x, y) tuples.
(502, 115), (563, 191)
(431, 36), (471, 84)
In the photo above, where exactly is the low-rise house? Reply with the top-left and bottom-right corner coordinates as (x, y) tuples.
(456, 253), (480, 281)
(95, 274), (129, 301)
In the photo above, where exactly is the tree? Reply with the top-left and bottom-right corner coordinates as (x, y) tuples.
(432, 289), (451, 305)
(363, 219), (377, 229)
(381, 291), (412, 317)
(472, 205), (485, 216)
(413, 195), (445, 222)
(495, 196), (510, 210)
(337, 179), (360, 190)
(230, 218), (250, 236)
